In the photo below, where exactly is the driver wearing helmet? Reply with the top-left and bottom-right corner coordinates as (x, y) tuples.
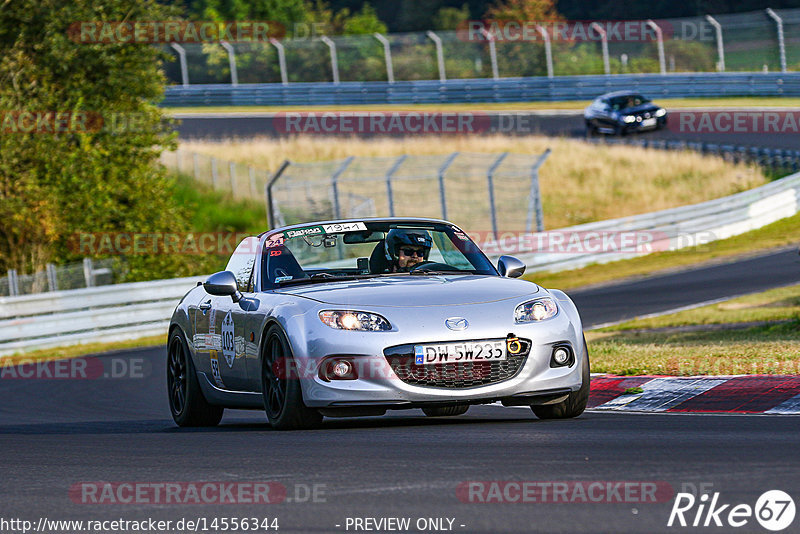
(384, 229), (432, 272)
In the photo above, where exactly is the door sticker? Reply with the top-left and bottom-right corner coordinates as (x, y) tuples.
(221, 311), (235, 368)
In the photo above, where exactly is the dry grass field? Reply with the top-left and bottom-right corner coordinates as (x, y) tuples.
(178, 135), (766, 230)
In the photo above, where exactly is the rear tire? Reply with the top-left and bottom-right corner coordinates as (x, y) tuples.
(532, 340), (590, 420)
(261, 325), (323, 430)
(422, 405), (469, 417)
(167, 329), (224, 427)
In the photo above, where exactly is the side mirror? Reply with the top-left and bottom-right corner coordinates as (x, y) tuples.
(497, 255), (526, 278)
(204, 271), (242, 302)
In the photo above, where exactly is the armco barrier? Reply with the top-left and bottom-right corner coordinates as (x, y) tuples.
(2, 171), (799, 356)
(162, 73), (800, 107)
(516, 170), (800, 272)
(0, 277), (200, 356)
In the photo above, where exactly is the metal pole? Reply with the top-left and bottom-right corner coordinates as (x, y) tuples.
(330, 156), (354, 219)
(487, 152), (508, 240)
(385, 155), (406, 217)
(82, 258), (94, 288)
(373, 33), (394, 83)
(46, 263), (58, 292)
(7, 269), (18, 297)
(249, 166), (257, 197)
(220, 41), (239, 86)
(590, 23), (610, 75)
(269, 38), (288, 85)
(646, 20), (666, 75)
(705, 15), (725, 72)
(437, 152), (459, 220)
(229, 161), (237, 195)
(526, 149), (551, 233)
(535, 25), (553, 78)
(170, 43), (189, 86)
(320, 36), (340, 84)
(211, 157), (219, 188)
(192, 153), (199, 180)
(266, 161), (290, 229)
(426, 31), (446, 82)
(766, 8), (787, 73)
(480, 29), (499, 80)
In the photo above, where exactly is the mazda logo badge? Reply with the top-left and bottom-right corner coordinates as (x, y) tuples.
(445, 317), (468, 330)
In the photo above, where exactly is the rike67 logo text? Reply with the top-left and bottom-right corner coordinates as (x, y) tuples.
(668, 490), (795, 531)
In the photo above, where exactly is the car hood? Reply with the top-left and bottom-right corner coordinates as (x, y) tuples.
(619, 103), (660, 114)
(274, 275), (540, 307)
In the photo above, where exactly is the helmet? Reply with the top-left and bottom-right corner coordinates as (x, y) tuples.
(384, 229), (432, 263)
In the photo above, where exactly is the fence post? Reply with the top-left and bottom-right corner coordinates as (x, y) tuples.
(590, 23), (610, 74)
(192, 153), (199, 180)
(170, 43), (189, 86)
(7, 269), (19, 297)
(437, 152), (459, 220)
(220, 41), (239, 86)
(535, 25), (554, 78)
(426, 31), (446, 82)
(269, 38), (289, 84)
(82, 258), (94, 288)
(526, 149), (551, 233)
(487, 152), (508, 240)
(249, 166), (257, 197)
(46, 263), (58, 292)
(266, 161), (291, 229)
(705, 15), (725, 72)
(646, 20), (666, 75)
(766, 9), (787, 73)
(385, 155), (407, 217)
(330, 156), (355, 219)
(211, 157), (219, 188)
(229, 161), (237, 195)
(320, 36), (340, 84)
(374, 33), (394, 83)
(480, 29), (499, 79)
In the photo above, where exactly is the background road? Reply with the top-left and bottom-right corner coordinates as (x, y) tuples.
(173, 111), (800, 150)
(2, 250), (799, 533)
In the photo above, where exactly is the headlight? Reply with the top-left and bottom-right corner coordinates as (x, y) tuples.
(655, 108), (666, 117)
(319, 310), (392, 331)
(622, 115), (636, 123)
(514, 297), (558, 323)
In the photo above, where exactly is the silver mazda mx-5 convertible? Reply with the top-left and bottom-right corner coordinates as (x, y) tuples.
(167, 218), (589, 429)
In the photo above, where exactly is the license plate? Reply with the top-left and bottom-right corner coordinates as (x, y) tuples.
(641, 118), (657, 128)
(414, 340), (506, 365)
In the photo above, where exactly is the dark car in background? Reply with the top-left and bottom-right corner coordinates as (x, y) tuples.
(584, 91), (667, 135)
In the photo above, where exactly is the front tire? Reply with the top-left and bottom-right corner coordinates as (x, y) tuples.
(261, 325), (323, 430)
(167, 329), (224, 427)
(532, 340), (590, 420)
(422, 405), (469, 417)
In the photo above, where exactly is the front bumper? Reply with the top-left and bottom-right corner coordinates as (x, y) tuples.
(296, 305), (585, 408)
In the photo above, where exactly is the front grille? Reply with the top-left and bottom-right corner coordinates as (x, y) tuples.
(383, 338), (531, 389)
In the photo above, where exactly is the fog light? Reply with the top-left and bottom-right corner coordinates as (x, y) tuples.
(332, 360), (352, 378)
(553, 347), (570, 366)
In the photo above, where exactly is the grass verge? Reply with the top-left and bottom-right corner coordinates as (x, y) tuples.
(164, 96), (800, 114)
(586, 284), (800, 376)
(1, 335), (165, 366)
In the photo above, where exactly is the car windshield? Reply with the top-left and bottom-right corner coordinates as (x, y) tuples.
(261, 221), (497, 288)
(609, 94), (650, 110)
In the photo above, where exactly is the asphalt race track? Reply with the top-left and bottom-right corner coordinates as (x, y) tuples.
(173, 110), (800, 150)
(2, 249), (799, 533)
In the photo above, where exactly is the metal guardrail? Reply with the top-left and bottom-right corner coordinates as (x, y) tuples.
(161, 72), (800, 107)
(0, 277), (200, 356)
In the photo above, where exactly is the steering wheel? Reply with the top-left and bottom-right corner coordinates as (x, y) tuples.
(409, 261), (460, 272)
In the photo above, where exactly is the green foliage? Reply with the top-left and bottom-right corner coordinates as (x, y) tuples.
(433, 4), (471, 31)
(0, 0), (186, 279)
